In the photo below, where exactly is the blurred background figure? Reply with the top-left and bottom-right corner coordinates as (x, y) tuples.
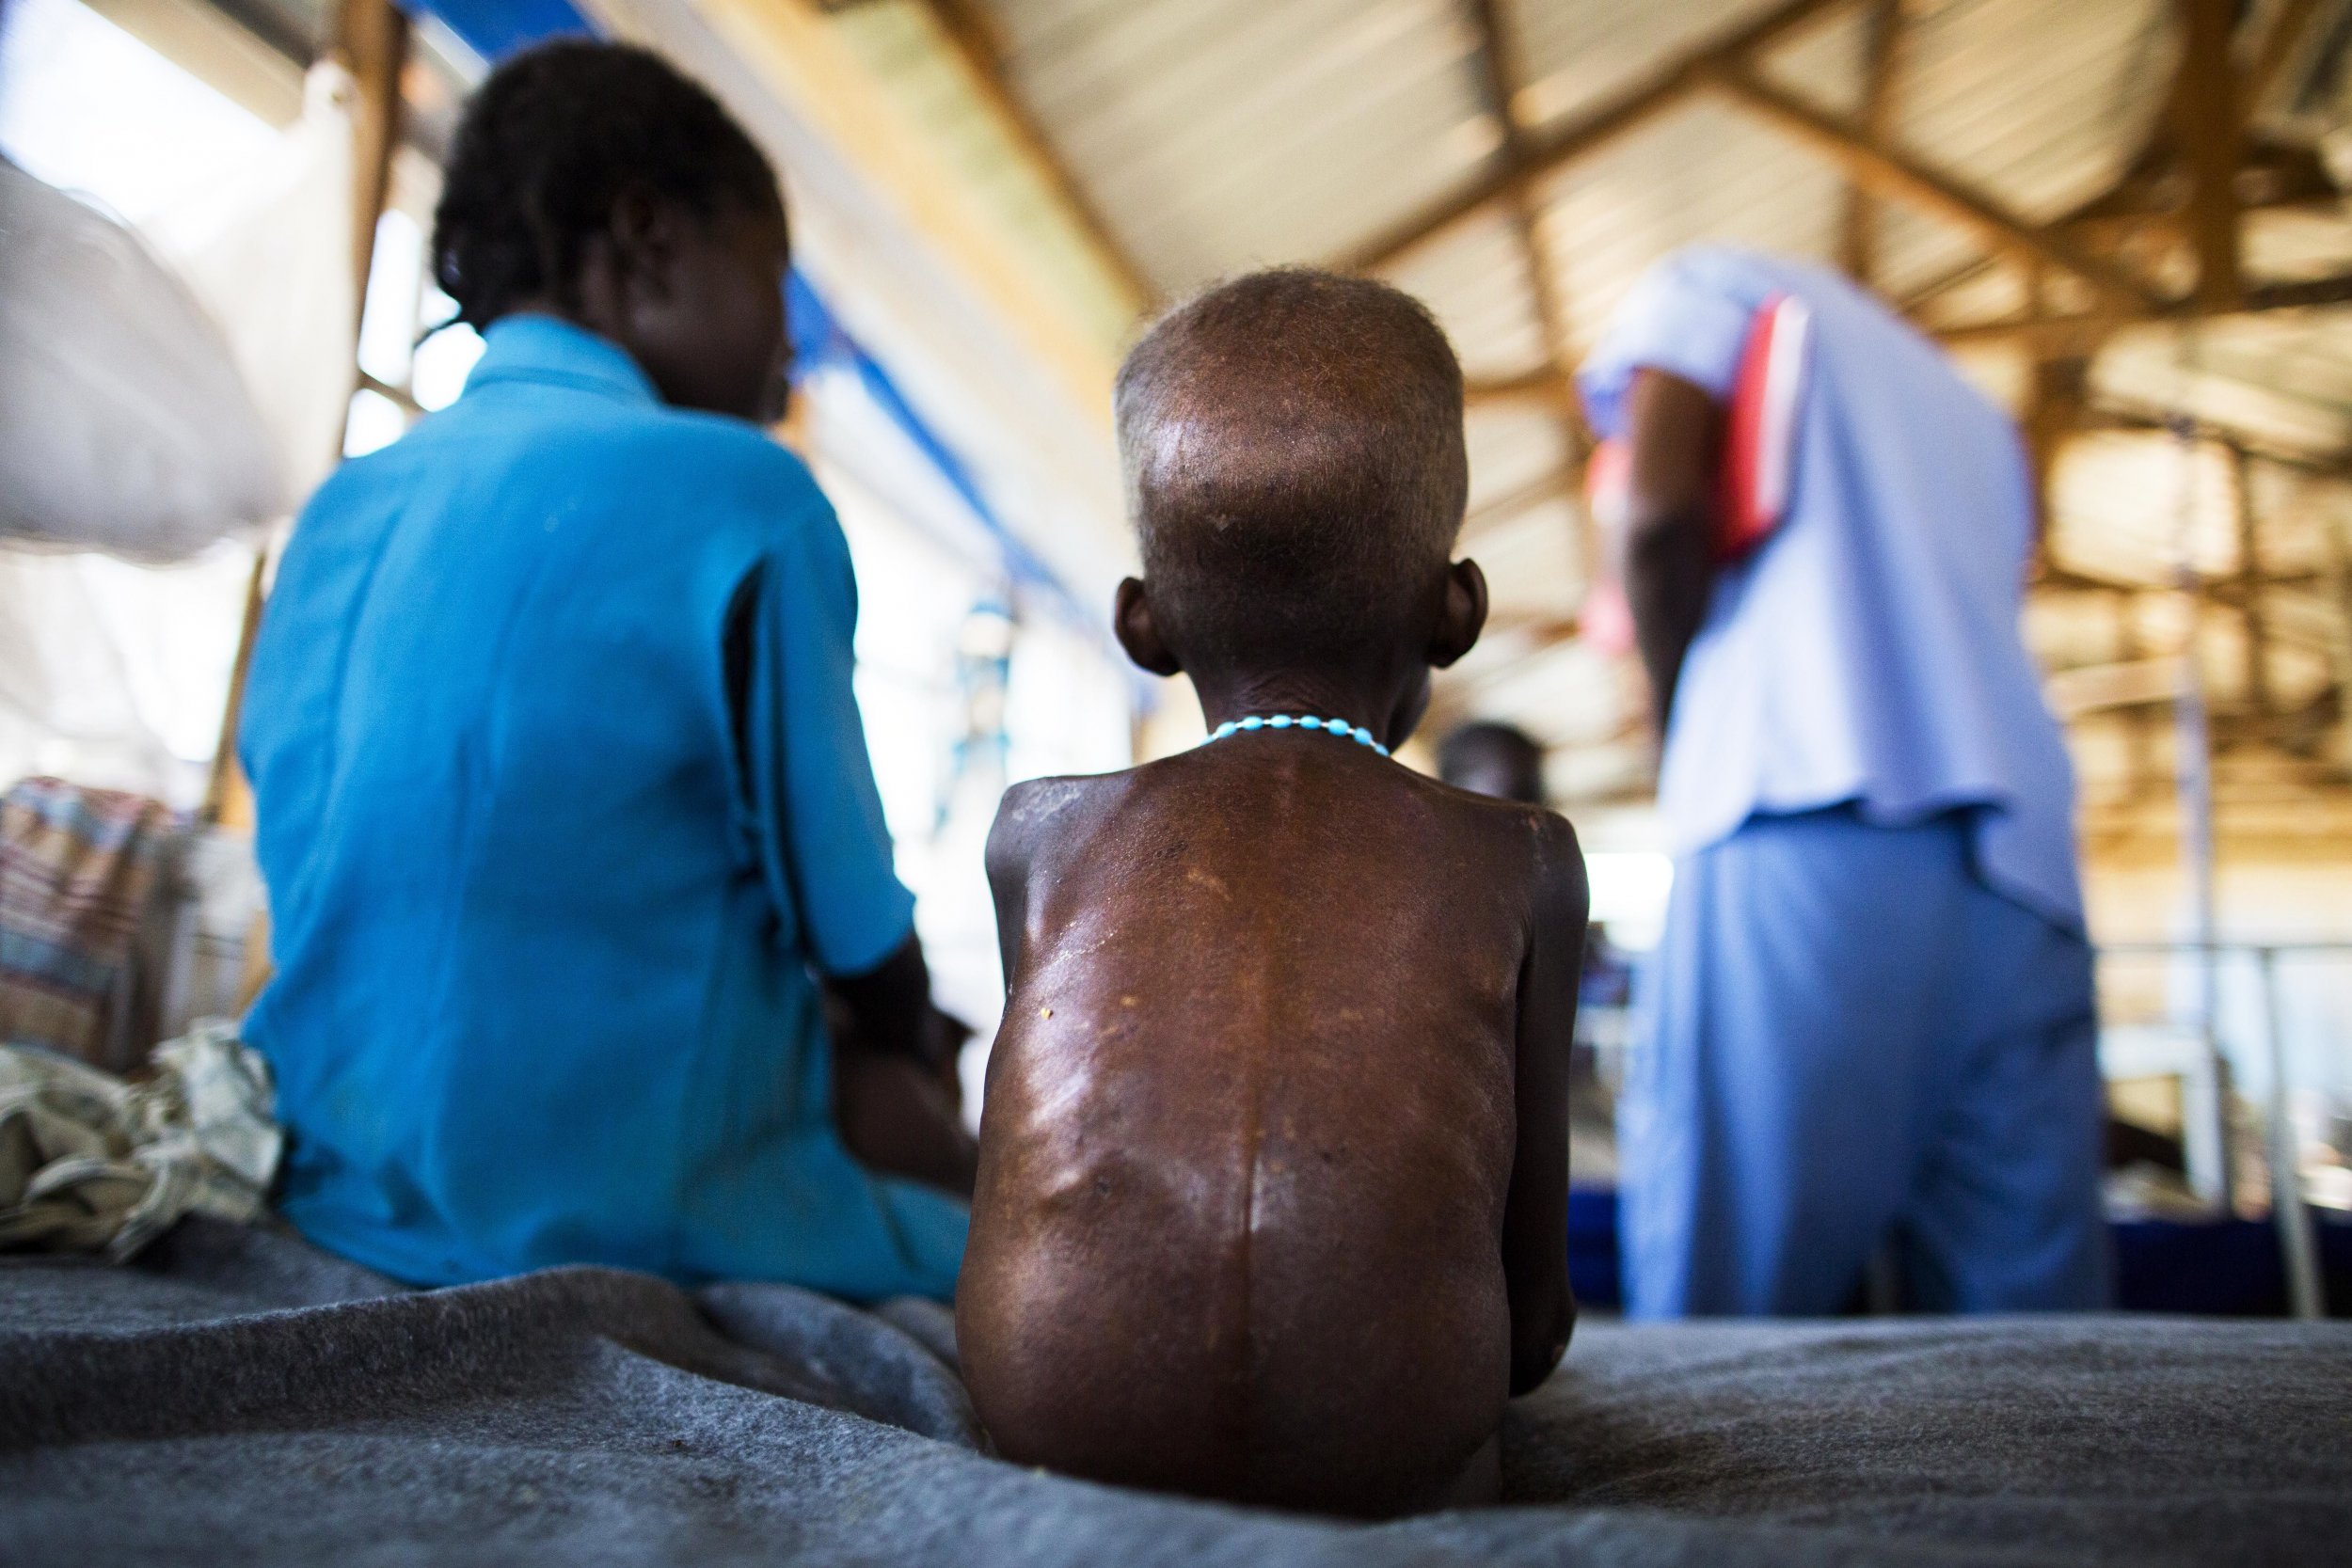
(1582, 245), (2109, 1319)
(1437, 719), (1547, 805)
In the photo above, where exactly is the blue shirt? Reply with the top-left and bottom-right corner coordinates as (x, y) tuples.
(1580, 247), (2082, 931)
(241, 315), (967, 1299)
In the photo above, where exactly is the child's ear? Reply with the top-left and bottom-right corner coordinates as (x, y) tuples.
(1113, 577), (1183, 676)
(1426, 559), (1488, 670)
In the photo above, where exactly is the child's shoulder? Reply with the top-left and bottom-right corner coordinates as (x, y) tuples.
(984, 768), (1132, 880)
(983, 752), (1232, 879)
(1417, 776), (1587, 892)
(992, 749), (1212, 823)
(1419, 768), (1578, 836)
(993, 770), (1111, 832)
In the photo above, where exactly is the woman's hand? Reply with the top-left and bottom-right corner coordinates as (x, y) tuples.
(834, 1034), (978, 1198)
(823, 934), (978, 1196)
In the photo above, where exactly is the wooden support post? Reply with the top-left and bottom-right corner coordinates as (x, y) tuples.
(2176, 0), (2243, 311)
(1839, 0), (1903, 284)
(2117, 591), (2151, 797)
(200, 551), (274, 825)
(2022, 346), (2087, 570)
(201, 0), (409, 827)
(2230, 442), (2272, 714)
(344, 0), (409, 310)
(2318, 501), (2352, 775)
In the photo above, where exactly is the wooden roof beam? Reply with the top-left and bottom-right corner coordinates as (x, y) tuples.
(2175, 0), (2244, 311)
(914, 0), (1157, 316)
(2074, 404), (2352, 480)
(1708, 61), (2157, 311)
(1932, 267), (2352, 347)
(2251, 0), (2327, 106)
(1466, 366), (1573, 404)
(1461, 0), (1593, 504)
(1838, 0), (1905, 283)
(1337, 0), (1850, 273)
(2245, 271), (2352, 309)
(1462, 0), (1574, 388)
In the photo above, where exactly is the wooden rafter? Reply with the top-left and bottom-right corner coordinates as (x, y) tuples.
(1838, 0), (1904, 283)
(1708, 61), (2155, 309)
(2079, 404), (2352, 481)
(1916, 135), (2333, 333)
(2176, 0), (2244, 310)
(1931, 268), (2352, 347)
(1462, 468), (1579, 541)
(1465, 366), (1568, 405)
(2247, 271), (2352, 309)
(2231, 441), (2274, 713)
(1900, 252), (2002, 315)
(910, 0), (1156, 315)
(1456, 0), (1601, 606)
(1461, 0), (1577, 409)
(2251, 0), (2328, 107)
(1338, 0), (1850, 272)
(1348, 0), (2163, 314)
(1935, 310), (2136, 350)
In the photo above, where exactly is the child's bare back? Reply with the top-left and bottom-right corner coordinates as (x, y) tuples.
(955, 271), (1587, 1517)
(963, 741), (1581, 1513)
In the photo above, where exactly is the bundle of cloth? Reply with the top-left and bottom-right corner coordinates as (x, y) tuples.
(0, 1022), (277, 1259)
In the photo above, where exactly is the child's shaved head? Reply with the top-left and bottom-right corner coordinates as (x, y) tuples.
(1116, 269), (1469, 673)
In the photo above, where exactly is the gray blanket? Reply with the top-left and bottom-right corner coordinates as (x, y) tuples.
(4, 1218), (2345, 1566)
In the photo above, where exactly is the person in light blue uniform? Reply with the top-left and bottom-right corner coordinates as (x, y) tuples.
(240, 42), (971, 1300)
(1580, 245), (2110, 1316)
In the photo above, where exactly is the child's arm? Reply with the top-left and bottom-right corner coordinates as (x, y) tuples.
(983, 790), (1037, 988)
(1502, 814), (1589, 1395)
(985, 776), (1088, 984)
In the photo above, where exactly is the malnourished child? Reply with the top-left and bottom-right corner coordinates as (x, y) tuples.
(958, 270), (1588, 1516)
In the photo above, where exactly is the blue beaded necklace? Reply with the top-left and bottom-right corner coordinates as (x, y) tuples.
(1202, 713), (1391, 758)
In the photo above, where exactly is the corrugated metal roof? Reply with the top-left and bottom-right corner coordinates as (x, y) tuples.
(902, 0), (2352, 806)
(985, 0), (1494, 291)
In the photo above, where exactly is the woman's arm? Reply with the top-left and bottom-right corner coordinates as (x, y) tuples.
(1619, 367), (1726, 736)
(827, 935), (978, 1197)
(824, 935), (964, 1072)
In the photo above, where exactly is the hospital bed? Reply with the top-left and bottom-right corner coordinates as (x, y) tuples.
(3, 1215), (2344, 1568)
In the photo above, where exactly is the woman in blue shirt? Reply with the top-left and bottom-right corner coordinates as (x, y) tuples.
(241, 41), (972, 1300)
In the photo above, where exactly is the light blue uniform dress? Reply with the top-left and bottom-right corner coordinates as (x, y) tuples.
(1579, 247), (2110, 1316)
(241, 315), (967, 1301)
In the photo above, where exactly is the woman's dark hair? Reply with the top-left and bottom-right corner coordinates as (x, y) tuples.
(431, 40), (781, 329)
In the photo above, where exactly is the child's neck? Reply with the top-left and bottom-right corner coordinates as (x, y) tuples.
(1192, 667), (1422, 752)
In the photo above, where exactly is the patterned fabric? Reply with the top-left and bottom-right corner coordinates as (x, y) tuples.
(0, 777), (182, 1069)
